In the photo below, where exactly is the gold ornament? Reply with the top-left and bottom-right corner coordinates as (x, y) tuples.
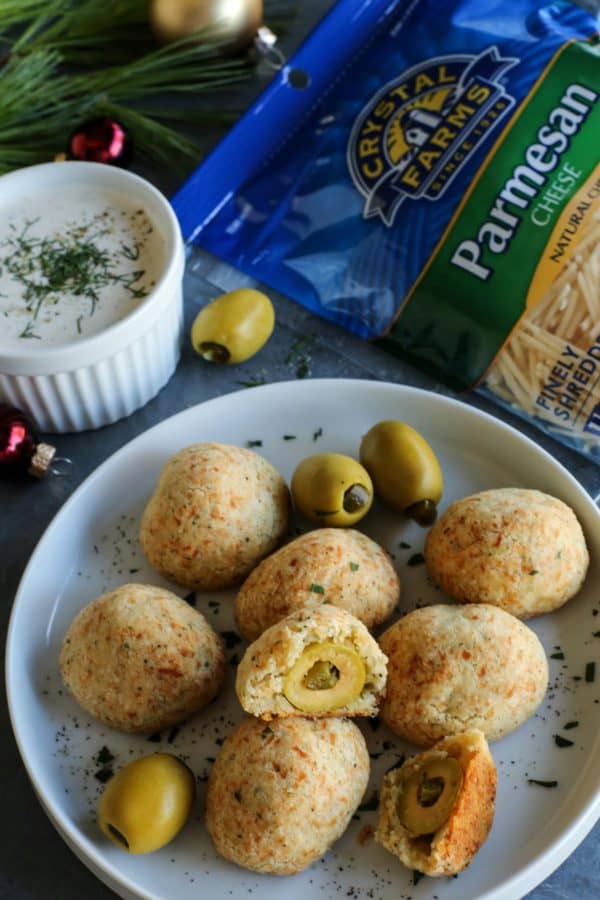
(150, 0), (263, 53)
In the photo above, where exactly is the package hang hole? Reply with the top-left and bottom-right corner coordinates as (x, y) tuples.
(286, 68), (311, 89)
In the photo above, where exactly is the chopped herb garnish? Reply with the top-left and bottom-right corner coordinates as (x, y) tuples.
(529, 569), (539, 576)
(563, 721), (579, 730)
(96, 746), (115, 766)
(18, 321), (40, 339)
(167, 726), (180, 744)
(398, 541), (411, 549)
(407, 552), (425, 567)
(261, 726), (274, 738)
(246, 439), (263, 448)
(183, 591), (196, 607)
(283, 434), (296, 441)
(528, 779), (558, 788)
(358, 791), (379, 812)
(147, 732), (162, 743)
(550, 652), (565, 660)
(4, 218), (148, 330)
(220, 630), (242, 649)
(94, 767), (114, 783)
(349, 562), (359, 572)
(296, 361), (310, 378)
(413, 870), (425, 886)
(585, 662), (595, 682)
(554, 735), (574, 748)
(236, 375), (266, 388)
(129, 568), (140, 574)
(285, 334), (314, 364)
(313, 427), (323, 441)
(310, 583), (325, 594)
(592, 631), (600, 638)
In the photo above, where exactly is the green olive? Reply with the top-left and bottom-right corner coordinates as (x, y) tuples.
(283, 642), (366, 712)
(359, 420), (443, 524)
(190, 288), (275, 364)
(396, 756), (463, 836)
(291, 453), (374, 526)
(97, 753), (195, 854)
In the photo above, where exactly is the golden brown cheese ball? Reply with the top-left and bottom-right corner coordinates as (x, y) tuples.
(425, 488), (588, 618)
(59, 584), (226, 732)
(379, 604), (548, 745)
(234, 528), (400, 642)
(376, 730), (496, 876)
(140, 442), (290, 591)
(236, 605), (388, 720)
(206, 716), (369, 874)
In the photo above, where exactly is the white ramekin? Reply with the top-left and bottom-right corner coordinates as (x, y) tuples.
(0, 162), (185, 433)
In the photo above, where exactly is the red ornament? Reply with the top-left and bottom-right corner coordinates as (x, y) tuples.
(0, 403), (57, 478)
(68, 117), (133, 167)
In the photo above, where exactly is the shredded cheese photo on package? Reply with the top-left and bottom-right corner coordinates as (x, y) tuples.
(173, 0), (600, 460)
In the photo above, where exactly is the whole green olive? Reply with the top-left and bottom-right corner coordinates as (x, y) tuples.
(97, 753), (195, 854)
(359, 420), (443, 525)
(291, 453), (374, 527)
(190, 288), (275, 364)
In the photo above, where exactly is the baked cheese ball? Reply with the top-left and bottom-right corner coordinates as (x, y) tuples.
(379, 604), (548, 745)
(234, 527), (400, 642)
(235, 605), (388, 719)
(376, 730), (496, 876)
(206, 716), (369, 874)
(140, 442), (290, 591)
(59, 584), (226, 733)
(425, 488), (588, 618)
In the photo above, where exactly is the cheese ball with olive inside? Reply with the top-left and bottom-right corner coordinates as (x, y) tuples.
(140, 443), (290, 591)
(291, 453), (373, 527)
(59, 584), (226, 733)
(424, 488), (589, 618)
(360, 420), (443, 525)
(378, 603), (548, 745)
(190, 288), (274, 364)
(206, 716), (369, 875)
(235, 604), (388, 719)
(235, 528), (400, 642)
(376, 730), (496, 877)
(98, 753), (195, 854)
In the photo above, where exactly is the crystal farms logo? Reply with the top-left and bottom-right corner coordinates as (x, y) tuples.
(348, 47), (518, 226)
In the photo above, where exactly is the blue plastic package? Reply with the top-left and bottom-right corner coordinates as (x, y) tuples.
(173, 0), (600, 460)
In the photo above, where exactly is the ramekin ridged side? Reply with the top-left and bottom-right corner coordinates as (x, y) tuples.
(0, 287), (183, 432)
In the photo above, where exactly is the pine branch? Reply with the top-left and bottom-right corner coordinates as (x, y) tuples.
(0, 0), (293, 176)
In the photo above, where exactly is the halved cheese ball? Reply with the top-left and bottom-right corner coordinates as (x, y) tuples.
(425, 488), (589, 618)
(234, 528), (400, 642)
(235, 605), (388, 719)
(59, 584), (226, 733)
(379, 604), (548, 745)
(206, 716), (369, 874)
(376, 730), (496, 876)
(140, 442), (290, 591)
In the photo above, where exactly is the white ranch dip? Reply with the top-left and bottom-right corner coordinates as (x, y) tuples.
(0, 184), (166, 345)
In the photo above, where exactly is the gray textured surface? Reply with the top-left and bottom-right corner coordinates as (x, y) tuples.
(1, 2), (598, 899)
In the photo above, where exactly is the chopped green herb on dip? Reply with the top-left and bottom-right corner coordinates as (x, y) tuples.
(0, 186), (165, 345)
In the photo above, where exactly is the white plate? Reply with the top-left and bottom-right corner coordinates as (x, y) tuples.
(7, 379), (600, 900)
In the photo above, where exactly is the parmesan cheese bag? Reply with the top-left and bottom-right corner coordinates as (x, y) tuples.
(173, 0), (600, 460)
